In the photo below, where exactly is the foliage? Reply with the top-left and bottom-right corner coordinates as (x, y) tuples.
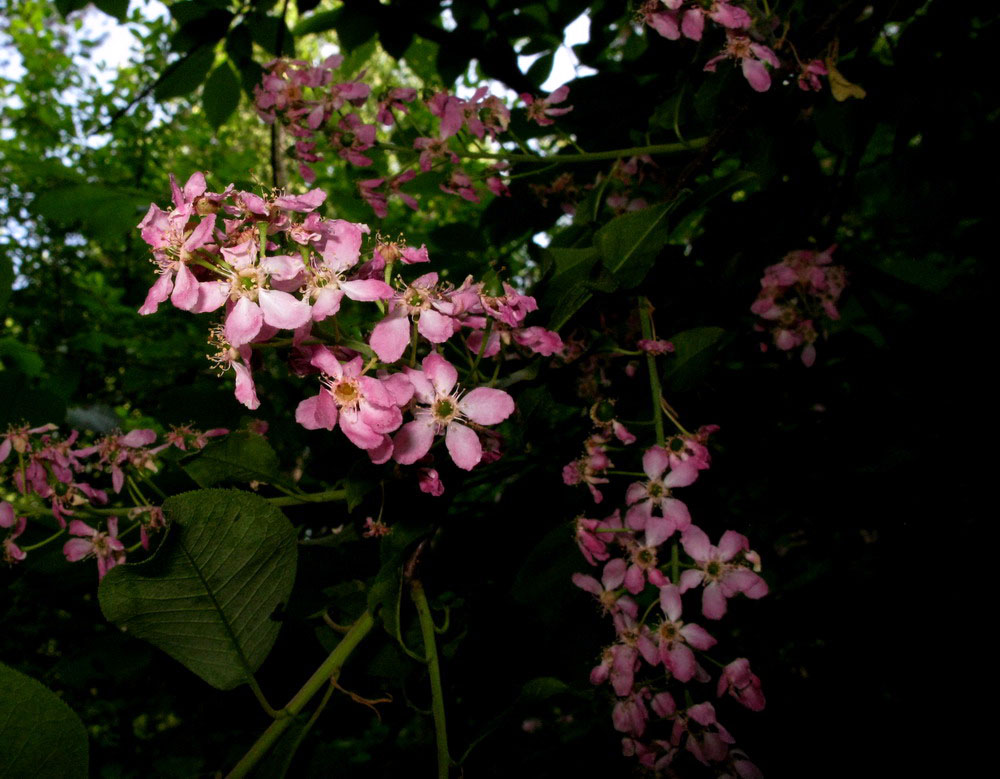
(0, 0), (992, 776)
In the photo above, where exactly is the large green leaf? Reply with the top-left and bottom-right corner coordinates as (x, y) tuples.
(291, 8), (341, 36)
(99, 489), (298, 690)
(0, 663), (88, 778)
(595, 200), (679, 289)
(181, 431), (280, 487)
(155, 46), (217, 102)
(662, 327), (728, 392)
(93, 0), (129, 21)
(543, 246), (601, 330)
(203, 58), (241, 130)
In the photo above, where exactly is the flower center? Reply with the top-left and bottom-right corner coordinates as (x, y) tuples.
(634, 546), (657, 569)
(332, 379), (360, 407)
(433, 398), (457, 423)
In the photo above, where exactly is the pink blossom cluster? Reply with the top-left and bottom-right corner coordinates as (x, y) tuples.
(253, 57), (573, 215)
(0, 423), (223, 577)
(640, 0), (826, 94)
(253, 55), (379, 182)
(751, 245), (846, 366)
(136, 173), (562, 488)
(569, 423), (767, 773)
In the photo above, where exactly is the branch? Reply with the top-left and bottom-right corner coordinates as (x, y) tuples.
(225, 610), (376, 778)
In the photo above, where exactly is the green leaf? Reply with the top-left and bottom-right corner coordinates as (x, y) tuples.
(525, 52), (554, 88)
(662, 326), (727, 392)
(203, 59), (241, 130)
(225, 23), (254, 65)
(681, 170), (758, 214)
(520, 676), (570, 701)
(291, 8), (341, 36)
(401, 36), (440, 83)
(181, 431), (280, 487)
(93, 0), (129, 21)
(0, 337), (44, 376)
(335, 10), (378, 53)
(543, 246), (601, 330)
(595, 200), (679, 289)
(0, 663), (88, 778)
(53, 0), (88, 17)
(99, 489), (298, 690)
(155, 46), (217, 101)
(249, 13), (295, 57)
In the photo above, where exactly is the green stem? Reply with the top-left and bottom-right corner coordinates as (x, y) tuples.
(378, 138), (708, 165)
(671, 542), (679, 585)
(248, 676), (282, 719)
(138, 471), (167, 500)
(411, 580), (451, 779)
(19, 527), (66, 552)
(410, 319), (419, 368)
(638, 297), (665, 447)
(226, 610), (376, 778)
(469, 319), (493, 379)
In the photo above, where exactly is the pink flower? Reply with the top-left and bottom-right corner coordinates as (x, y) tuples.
(650, 584), (717, 682)
(413, 136), (459, 172)
(664, 425), (718, 471)
(625, 446), (698, 538)
(679, 526), (768, 619)
(392, 353), (514, 470)
(798, 58), (828, 91)
(369, 273), (457, 363)
(1, 501), (27, 563)
(612, 688), (651, 737)
(299, 218), (392, 321)
(330, 113), (377, 167)
(521, 85), (573, 126)
(717, 658), (766, 711)
(218, 238), (312, 347)
(573, 510), (623, 565)
(207, 326), (260, 409)
(670, 702), (735, 765)
(63, 517), (125, 580)
(637, 338), (674, 355)
(440, 168), (479, 203)
(704, 31), (782, 92)
(417, 467), (445, 496)
(375, 86), (418, 125)
(295, 348), (403, 450)
(573, 557), (640, 620)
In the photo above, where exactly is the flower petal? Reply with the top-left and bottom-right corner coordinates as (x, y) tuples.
(445, 422), (482, 470)
(258, 289), (312, 330)
(459, 387), (514, 425)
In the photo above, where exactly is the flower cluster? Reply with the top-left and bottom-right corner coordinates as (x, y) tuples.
(1, 423), (224, 577)
(640, 0), (826, 94)
(571, 432), (767, 774)
(751, 245), (846, 366)
(253, 57), (572, 215)
(137, 173), (560, 487)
